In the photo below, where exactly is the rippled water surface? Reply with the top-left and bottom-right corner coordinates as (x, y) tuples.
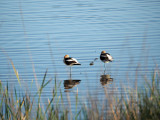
(0, 0), (160, 111)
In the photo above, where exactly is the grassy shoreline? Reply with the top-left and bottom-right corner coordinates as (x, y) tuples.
(0, 67), (160, 120)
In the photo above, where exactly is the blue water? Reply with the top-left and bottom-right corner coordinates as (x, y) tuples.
(0, 0), (160, 112)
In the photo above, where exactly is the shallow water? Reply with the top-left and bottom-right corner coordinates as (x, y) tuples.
(0, 0), (160, 112)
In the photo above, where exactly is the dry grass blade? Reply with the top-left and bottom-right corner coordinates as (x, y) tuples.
(10, 59), (21, 86)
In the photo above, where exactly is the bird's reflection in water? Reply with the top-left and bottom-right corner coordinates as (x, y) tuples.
(64, 80), (81, 90)
(100, 74), (113, 86)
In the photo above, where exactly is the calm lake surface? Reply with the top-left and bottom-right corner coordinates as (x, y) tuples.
(0, 0), (160, 111)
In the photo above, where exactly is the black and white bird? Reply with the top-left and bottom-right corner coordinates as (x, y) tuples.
(100, 51), (113, 73)
(63, 55), (81, 66)
(100, 51), (113, 63)
(63, 55), (81, 76)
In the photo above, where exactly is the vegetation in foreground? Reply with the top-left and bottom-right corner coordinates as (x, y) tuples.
(0, 67), (160, 120)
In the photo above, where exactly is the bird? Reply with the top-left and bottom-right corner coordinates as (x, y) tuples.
(100, 51), (113, 73)
(100, 51), (113, 63)
(63, 55), (81, 77)
(89, 58), (98, 66)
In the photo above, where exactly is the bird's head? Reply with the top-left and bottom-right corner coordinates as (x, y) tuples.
(101, 51), (106, 54)
(64, 55), (69, 58)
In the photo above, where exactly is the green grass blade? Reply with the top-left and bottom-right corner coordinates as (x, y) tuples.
(75, 109), (81, 120)
(42, 79), (52, 89)
(41, 69), (48, 88)
(0, 81), (2, 94)
(45, 98), (53, 114)
(14, 87), (18, 102)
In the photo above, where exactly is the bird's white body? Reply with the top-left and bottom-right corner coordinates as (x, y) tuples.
(63, 55), (81, 66)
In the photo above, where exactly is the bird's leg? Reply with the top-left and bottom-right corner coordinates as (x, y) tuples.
(104, 63), (106, 74)
(70, 66), (72, 79)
